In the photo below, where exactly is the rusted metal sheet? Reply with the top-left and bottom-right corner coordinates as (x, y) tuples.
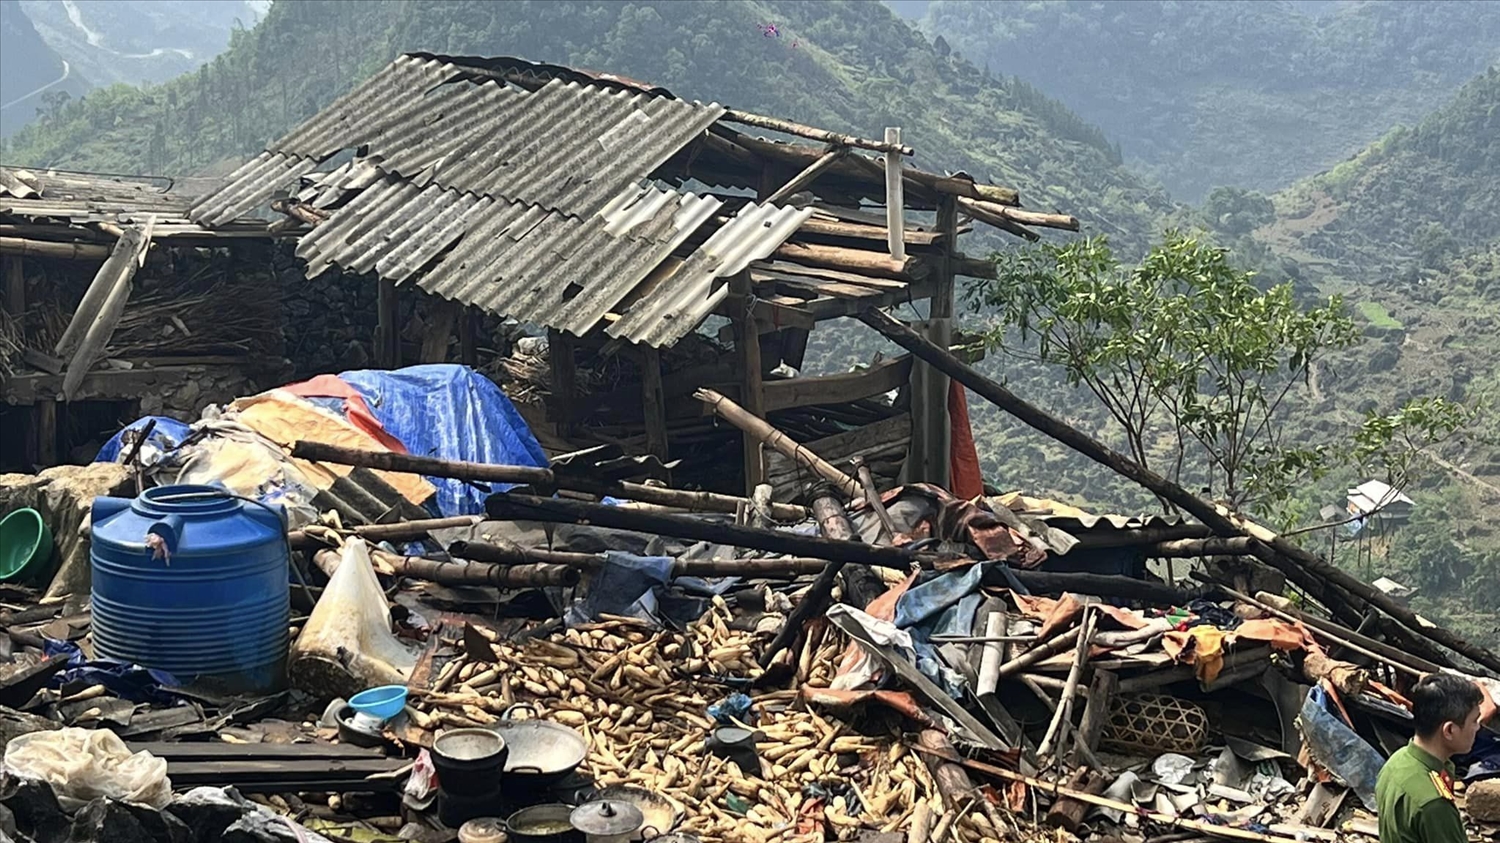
(607, 201), (814, 348)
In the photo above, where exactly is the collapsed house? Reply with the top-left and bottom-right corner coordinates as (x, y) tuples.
(3, 55), (1500, 843)
(184, 53), (1078, 499)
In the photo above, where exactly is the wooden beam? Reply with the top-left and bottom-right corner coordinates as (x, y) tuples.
(730, 271), (766, 494)
(0, 237), (112, 260)
(772, 241), (929, 281)
(952, 253), (998, 279)
(376, 278), (398, 368)
(885, 128), (906, 262)
(2, 255), (22, 318)
(697, 387), (861, 499)
(720, 109), (913, 155)
(764, 146), (850, 205)
(638, 344), (669, 469)
(760, 355), (913, 413)
(54, 229), (145, 357)
(547, 329), (578, 435)
(420, 299), (457, 363)
(459, 307), (477, 367)
(780, 327), (810, 370)
(35, 401), (57, 467)
(957, 196), (1079, 231)
(711, 296), (815, 333)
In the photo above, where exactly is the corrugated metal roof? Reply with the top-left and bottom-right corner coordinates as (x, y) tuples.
(607, 201), (814, 347)
(190, 53), (725, 226)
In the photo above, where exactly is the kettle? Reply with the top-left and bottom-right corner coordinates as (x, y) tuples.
(570, 799), (646, 843)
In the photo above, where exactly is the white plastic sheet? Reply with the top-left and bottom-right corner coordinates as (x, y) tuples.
(290, 540), (417, 695)
(3, 727), (171, 809)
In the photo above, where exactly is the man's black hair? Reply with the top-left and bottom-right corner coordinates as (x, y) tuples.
(1410, 672), (1484, 737)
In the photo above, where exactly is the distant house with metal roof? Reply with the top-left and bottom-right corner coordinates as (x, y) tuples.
(181, 53), (1079, 496)
(1345, 479), (1415, 530)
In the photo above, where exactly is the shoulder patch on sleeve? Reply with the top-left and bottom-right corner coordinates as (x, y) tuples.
(1429, 770), (1455, 801)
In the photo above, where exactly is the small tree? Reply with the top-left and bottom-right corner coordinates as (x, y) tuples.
(965, 231), (1474, 519)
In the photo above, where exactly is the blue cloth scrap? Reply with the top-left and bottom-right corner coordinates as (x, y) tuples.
(565, 551), (675, 627)
(1299, 684), (1383, 810)
(95, 416), (194, 463)
(337, 365), (548, 517)
(895, 562), (992, 629)
(708, 692), (756, 725)
(44, 639), (184, 706)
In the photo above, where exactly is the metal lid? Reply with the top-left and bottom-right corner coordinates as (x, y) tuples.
(570, 800), (644, 835)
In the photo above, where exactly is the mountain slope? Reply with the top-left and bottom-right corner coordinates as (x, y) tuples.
(0, 0), (89, 136)
(2, 0), (1172, 246)
(921, 0), (1500, 201)
(18, 0), (265, 88)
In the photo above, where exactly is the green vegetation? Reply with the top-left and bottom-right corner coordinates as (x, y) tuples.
(921, 0), (1500, 200)
(1356, 301), (1402, 331)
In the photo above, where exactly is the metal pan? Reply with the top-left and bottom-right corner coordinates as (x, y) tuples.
(493, 703), (589, 791)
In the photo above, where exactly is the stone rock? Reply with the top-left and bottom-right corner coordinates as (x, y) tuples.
(67, 798), (158, 843)
(0, 774), (71, 843)
(0, 463), (133, 601)
(1467, 779), (1500, 822)
(0, 705), (60, 745)
(174, 379), (202, 412)
(163, 787), (256, 843)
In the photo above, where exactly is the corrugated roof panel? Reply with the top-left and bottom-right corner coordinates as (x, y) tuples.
(276, 55), (459, 157)
(191, 151), (321, 226)
(607, 202), (814, 348)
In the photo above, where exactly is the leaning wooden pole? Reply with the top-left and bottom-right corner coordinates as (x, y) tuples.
(289, 441), (807, 522)
(856, 307), (1500, 675)
(486, 494), (917, 571)
(694, 388), (860, 499)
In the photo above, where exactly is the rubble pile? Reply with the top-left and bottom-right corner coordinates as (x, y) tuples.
(3, 361), (1500, 843)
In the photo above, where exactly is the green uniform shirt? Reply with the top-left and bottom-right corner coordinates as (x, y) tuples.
(1376, 743), (1466, 843)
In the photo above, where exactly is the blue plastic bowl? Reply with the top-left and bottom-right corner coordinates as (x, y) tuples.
(348, 684), (409, 720)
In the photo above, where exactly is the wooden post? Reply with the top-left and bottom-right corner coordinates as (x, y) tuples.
(35, 400), (56, 467)
(548, 329), (578, 436)
(729, 270), (766, 495)
(420, 299), (458, 363)
(1074, 669), (1118, 766)
(376, 278), (399, 368)
(780, 327), (810, 371)
(884, 127), (906, 262)
(459, 307), (477, 367)
(3, 255), (23, 318)
(638, 343), (669, 469)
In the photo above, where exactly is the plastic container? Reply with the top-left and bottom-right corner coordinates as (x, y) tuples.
(90, 485), (290, 694)
(0, 508), (54, 585)
(348, 684), (409, 724)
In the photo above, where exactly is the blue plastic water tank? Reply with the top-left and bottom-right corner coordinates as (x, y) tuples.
(91, 484), (289, 694)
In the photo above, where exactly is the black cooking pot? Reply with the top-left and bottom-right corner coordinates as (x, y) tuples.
(432, 728), (508, 797)
(494, 704), (588, 798)
(506, 803), (584, 843)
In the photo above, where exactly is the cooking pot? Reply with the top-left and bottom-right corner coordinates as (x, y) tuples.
(570, 799), (645, 843)
(506, 803), (584, 843)
(432, 728), (508, 797)
(591, 785), (678, 837)
(493, 703), (588, 796)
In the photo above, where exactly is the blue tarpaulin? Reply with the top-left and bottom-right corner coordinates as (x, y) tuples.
(96, 416), (194, 463)
(337, 365), (549, 517)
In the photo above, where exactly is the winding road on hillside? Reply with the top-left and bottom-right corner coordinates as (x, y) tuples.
(0, 60), (72, 112)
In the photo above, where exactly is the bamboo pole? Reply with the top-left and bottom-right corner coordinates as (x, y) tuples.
(1150, 537), (1255, 557)
(288, 516), (481, 549)
(956, 196), (1079, 231)
(0, 237), (112, 260)
(909, 744), (1317, 843)
(852, 454), (899, 541)
(720, 109), (913, 155)
(763, 145), (850, 205)
(995, 627), (1082, 679)
(486, 494), (917, 570)
(1037, 608), (1096, 758)
(856, 306), (1500, 675)
(288, 441), (808, 522)
(694, 388), (860, 499)
(315, 549), (579, 588)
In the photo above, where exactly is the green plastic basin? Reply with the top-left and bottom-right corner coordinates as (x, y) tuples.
(0, 508), (53, 585)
